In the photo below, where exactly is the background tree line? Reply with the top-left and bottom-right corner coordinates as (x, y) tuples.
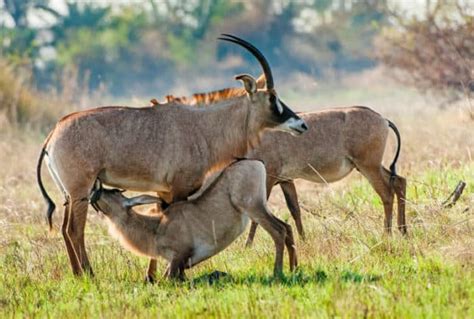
(0, 0), (472, 99)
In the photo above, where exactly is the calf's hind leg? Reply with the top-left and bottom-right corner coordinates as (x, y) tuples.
(246, 205), (291, 276)
(245, 177), (277, 247)
(274, 217), (298, 271)
(247, 181), (304, 249)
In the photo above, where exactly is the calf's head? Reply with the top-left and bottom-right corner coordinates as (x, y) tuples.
(90, 181), (160, 216)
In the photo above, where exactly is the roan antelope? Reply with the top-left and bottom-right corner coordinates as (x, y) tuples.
(245, 107), (406, 246)
(153, 81), (407, 246)
(89, 160), (297, 280)
(36, 34), (308, 276)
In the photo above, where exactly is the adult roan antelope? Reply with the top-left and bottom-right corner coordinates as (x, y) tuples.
(36, 34), (308, 277)
(154, 80), (407, 246)
(89, 160), (297, 280)
(245, 107), (407, 246)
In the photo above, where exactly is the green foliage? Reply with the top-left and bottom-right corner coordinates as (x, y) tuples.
(50, 2), (111, 46)
(0, 0), (391, 96)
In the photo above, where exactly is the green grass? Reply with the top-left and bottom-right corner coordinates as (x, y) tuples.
(1, 235), (472, 318)
(1, 159), (473, 318)
(0, 89), (473, 318)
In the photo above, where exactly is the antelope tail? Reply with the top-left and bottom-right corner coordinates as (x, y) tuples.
(387, 120), (401, 178)
(36, 147), (56, 229)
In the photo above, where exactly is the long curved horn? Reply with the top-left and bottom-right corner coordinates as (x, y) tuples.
(218, 34), (274, 90)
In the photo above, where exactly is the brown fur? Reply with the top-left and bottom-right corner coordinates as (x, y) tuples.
(152, 79), (406, 243)
(37, 76), (306, 276)
(245, 107), (407, 245)
(92, 160), (297, 280)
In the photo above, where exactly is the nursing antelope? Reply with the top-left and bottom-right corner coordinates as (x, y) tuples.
(36, 34), (308, 276)
(155, 80), (407, 246)
(89, 160), (297, 281)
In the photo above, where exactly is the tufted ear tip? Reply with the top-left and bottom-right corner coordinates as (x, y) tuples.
(235, 74), (257, 94)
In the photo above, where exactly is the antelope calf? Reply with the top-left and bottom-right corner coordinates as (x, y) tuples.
(36, 34), (307, 276)
(156, 85), (406, 243)
(90, 160), (297, 281)
(246, 107), (407, 245)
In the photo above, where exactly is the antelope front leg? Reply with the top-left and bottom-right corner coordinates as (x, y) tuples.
(280, 181), (305, 240)
(145, 259), (157, 283)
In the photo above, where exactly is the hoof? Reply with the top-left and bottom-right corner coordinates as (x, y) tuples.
(207, 270), (229, 284)
(144, 275), (156, 284)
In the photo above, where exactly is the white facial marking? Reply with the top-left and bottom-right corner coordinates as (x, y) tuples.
(276, 98), (284, 114)
(277, 117), (307, 135)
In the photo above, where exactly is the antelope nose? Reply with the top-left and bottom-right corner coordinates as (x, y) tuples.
(301, 122), (308, 131)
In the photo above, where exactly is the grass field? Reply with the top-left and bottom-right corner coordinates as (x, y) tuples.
(0, 78), (473, 318)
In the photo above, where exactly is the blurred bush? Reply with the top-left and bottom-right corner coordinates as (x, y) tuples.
(377, 1), (474, 98)
(0, 0), (390, 97)
(0, 58), (105, 130)
(0, 59), (56, 129)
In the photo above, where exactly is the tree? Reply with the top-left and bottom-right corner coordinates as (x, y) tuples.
(377, 1), (474, 96)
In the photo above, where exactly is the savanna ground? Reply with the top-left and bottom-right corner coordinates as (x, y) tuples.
(0, 71), (473, 318)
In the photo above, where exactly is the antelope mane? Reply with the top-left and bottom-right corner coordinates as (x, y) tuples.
(152, 74), (266, 107)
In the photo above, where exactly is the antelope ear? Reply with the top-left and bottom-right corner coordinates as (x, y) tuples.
(124, 195), (161, 208)
(255, 73), (266, 89)
(235, 74), (257, 94)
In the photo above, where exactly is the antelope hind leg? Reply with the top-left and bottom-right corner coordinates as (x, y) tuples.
(62, 201), (82, 275)
(63, 196), (93, 276)
(358, 166), (395, 234)
(393, 174), (408, 235)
